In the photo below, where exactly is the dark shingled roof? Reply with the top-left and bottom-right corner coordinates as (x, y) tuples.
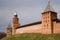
(16, 21), (42, 29)
(42, 11), (57, 14)
(16, 19), (60, 29)
(44, 1), (54, 12)
(53, 19), (60, 22)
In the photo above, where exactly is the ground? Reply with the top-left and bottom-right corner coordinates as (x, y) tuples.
(1, 33), (60, 40)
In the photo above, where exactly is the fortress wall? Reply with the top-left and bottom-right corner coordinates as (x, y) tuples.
(53, 21), (60, 33)
(16, 24), (42, 34)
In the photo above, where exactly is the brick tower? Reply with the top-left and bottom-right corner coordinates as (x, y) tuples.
(12, 12), (20, 35)
(6, 24), (12, 37)
(42, 1), (57, 34)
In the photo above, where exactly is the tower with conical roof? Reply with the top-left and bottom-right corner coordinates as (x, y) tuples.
(42, 1), (57, 34)
(12, 12), (20, 35)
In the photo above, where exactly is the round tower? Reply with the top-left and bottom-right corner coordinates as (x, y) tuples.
(12, 12), (20, 35)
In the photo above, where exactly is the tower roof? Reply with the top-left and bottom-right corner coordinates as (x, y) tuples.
(13, 12), (17, 15)
(7, 21), (12, 28)
(13, 12), (18, 17)
(44, 1), (54, 12)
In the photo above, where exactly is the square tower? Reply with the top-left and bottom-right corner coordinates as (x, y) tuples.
(42, 11), (57, 34)
(42, 1), (57, 34)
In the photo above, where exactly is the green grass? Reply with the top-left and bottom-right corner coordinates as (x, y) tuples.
(1, 33), (60, 40)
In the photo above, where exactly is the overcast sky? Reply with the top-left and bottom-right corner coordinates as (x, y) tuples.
(0, 0), (60, 32)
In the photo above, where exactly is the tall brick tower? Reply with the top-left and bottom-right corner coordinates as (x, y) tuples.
(42, 1), (57, 34)
(12, 12), (20, 35)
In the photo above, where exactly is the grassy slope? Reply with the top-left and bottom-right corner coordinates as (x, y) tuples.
(1, 33), (60, 40)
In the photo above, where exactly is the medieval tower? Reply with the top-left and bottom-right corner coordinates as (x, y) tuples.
(6, 24), (12, 37)
(42, 1), (57, 34)
(12, 12), (20, 35)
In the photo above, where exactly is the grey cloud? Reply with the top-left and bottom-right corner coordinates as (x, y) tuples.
(0, 0), (36, 8)
(0, 0), (48, 8)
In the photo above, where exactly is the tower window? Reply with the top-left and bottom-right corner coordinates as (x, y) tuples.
(47, 24), (48, 26)
(48, 20), (49, 22)
(48, 16), (49, 18)
(44, 24), (46, 27)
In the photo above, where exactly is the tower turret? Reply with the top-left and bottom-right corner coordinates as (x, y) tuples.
(12, 12), (20, 35)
